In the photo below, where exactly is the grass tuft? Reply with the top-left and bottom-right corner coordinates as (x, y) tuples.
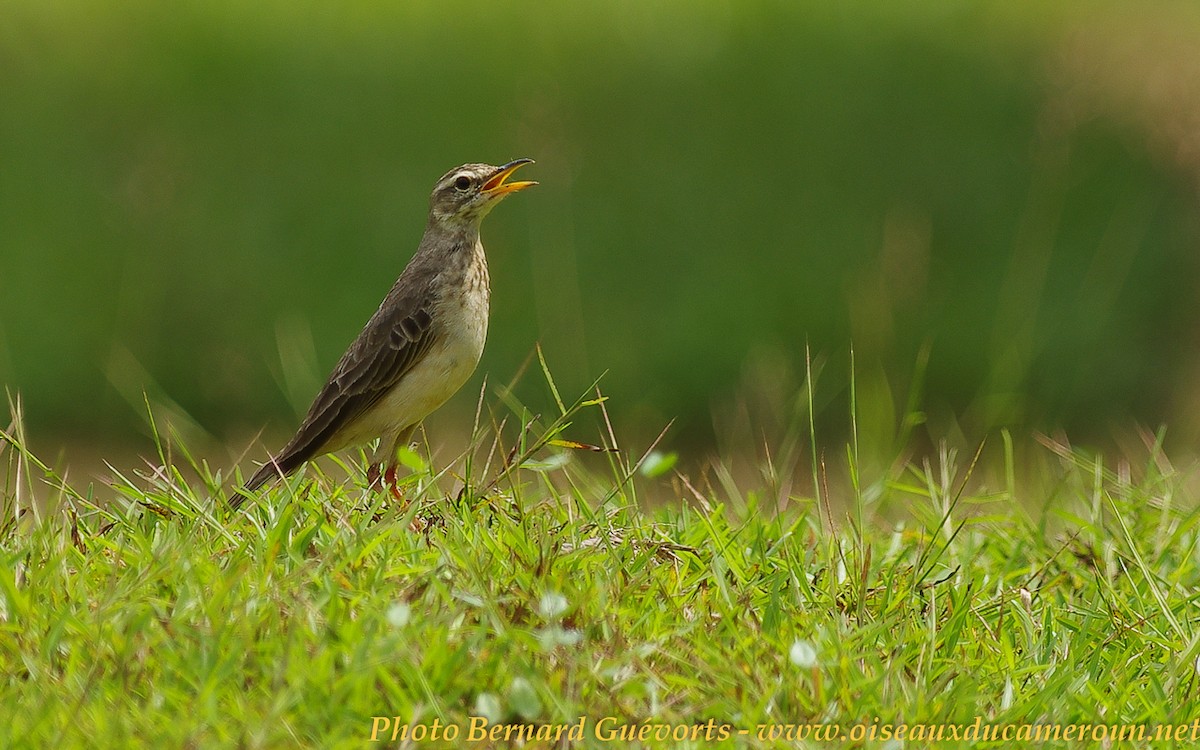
(1, 370), (1199, 747)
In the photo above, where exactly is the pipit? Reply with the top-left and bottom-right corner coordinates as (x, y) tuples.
(232, 159), (536, 506)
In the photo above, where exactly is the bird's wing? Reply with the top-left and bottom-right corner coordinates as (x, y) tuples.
(259, 301), (437, 476)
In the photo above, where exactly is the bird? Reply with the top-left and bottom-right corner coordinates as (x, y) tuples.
(231, 159), (536, 507)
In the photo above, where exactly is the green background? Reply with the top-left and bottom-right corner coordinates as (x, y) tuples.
(3, 0), (1199, 460)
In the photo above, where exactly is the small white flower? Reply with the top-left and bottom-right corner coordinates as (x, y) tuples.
(508, 677), (542, 720)
(538, 626), (582, 650)
(386, 602), (411, 628)
(473, 692), (502, 724)
(789, 639), (818, 668)
(539, 591), (569, 620)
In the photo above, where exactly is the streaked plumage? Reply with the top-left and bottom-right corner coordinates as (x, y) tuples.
(234, 159), (535, 503)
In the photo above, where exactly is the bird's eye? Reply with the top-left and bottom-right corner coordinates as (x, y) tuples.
(453, 175), (472, 192)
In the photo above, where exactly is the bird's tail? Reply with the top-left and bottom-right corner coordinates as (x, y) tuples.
(228, 453), (300, 510)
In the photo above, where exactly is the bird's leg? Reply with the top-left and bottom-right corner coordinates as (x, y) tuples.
(384, 464), (405, 504)
(366, 463), (383, 490)
(379, 426), (418, 504)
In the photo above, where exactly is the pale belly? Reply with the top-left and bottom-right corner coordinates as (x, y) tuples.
(324, 300), (488, 456)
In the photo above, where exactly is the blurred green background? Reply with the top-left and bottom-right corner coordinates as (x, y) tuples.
(3, 0), (1200, 464)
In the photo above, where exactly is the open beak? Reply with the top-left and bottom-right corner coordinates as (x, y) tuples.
(482, 158), (537, 197)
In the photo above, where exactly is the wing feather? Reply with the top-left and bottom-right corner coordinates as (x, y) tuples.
(242, 303), (435, 490)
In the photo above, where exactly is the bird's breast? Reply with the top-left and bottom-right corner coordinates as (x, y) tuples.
(334, 298), (487, 454)
(370, 256), (490, 432)
(436, 247), (490, 361)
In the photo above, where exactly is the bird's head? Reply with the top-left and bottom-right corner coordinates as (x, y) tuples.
(428, 159), (536, 225)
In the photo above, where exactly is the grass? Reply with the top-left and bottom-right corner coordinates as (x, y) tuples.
(2, 366), (1200, 748)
